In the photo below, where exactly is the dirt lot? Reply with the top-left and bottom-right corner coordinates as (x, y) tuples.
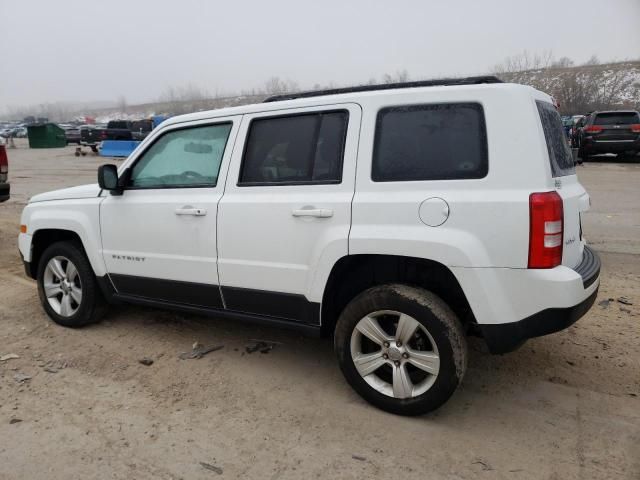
(0, 139), (638, 479)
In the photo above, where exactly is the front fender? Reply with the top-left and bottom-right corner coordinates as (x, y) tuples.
(21, 198), (106, 276)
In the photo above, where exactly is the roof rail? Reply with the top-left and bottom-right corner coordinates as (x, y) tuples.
(263, 76), (503, 102)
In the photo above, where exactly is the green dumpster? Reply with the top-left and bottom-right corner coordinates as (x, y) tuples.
(27, 123), (67, 148)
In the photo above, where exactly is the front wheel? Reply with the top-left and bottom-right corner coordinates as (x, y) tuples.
(334, 284), (467, 416)
(37, 241), (107, 327)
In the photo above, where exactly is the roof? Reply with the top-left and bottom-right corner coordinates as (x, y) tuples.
(162, 79), (537, 128)
(263, 76), (502, 102)
(593, 110), (639, 114)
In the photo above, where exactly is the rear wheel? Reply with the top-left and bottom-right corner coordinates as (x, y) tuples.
(37, 241), (107, 327)
(334, 284), (467, 416)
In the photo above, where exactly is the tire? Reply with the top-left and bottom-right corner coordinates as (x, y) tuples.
(334, 284), (467, 416)
(36, 241), (107, 327)
(578, 147), (590, 162)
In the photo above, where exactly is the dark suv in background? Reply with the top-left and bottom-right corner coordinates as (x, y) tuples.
(578, 110), (640, 160)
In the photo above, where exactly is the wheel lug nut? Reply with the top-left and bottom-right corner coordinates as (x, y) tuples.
(396, 341), (402, 347)
(383, 354), (388, 359)
(383, 342), (390, 348)
(394, 361), (400, 367)
(402, 352), (409, 359)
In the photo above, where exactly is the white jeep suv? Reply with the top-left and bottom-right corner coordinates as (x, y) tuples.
(18, 77), (600, 415)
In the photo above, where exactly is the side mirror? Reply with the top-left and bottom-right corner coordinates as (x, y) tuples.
(98, 164), (121, 194)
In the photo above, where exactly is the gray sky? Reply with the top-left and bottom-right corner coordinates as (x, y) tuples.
(1, 0), (639, 111)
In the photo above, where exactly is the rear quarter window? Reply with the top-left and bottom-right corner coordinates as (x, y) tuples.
(536, 100), (575, 178)
(372, 103), (488, 182)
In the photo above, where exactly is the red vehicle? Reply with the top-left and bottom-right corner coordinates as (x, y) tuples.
(0, 138), (10, 202)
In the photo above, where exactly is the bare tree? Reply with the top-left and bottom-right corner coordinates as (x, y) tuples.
(117, 95), (127, 114)
(552, 57), (574, 68)
(157, 84), (210, 114)
(492, 50), (554, 74)
(583, 55), (600, 66)
(261, 77), (300, 95)
(382, 69), (410, 84)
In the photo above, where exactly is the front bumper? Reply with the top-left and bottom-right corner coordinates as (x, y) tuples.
(479, 246), (601, 354)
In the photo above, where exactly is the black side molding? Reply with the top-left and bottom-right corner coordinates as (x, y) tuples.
(111, 293), (321, 337)
(109, 274), (224, 309)
(100, 274), (321, 331)
(221, 286), (320, 325)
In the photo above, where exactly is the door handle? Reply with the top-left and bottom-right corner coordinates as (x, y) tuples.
(291, 208), (333, 218)
(175, 207), (207, 216)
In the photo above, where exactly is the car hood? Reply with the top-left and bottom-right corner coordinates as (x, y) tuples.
(30, 184), (101, 203)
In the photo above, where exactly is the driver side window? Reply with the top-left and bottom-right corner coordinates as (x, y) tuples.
(130, 123), (232, 188)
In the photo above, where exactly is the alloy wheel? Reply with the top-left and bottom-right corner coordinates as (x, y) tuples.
(350, 310), (440, 399)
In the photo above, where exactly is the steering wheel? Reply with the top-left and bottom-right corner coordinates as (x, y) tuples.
(182, 170), (206, 180)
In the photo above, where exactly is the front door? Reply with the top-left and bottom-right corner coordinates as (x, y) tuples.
(100, 118), (239, 308)
(217, 104), (361, 323)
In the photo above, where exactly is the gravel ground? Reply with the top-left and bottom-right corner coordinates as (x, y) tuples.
(0, 140), (638, 479)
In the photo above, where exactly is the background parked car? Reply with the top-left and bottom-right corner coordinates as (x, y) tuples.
(80, 124), (108, 153)
(63, 125), (82, 145)
(131, 119), (153, 140)
(578, 110), (640, 160)
(104, 120), (133, 140)
(569, 115), (584, 147)
(573, 114), (590, 148)
(561, 116), (573, 138)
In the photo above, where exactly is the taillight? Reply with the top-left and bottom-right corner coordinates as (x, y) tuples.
(100, 131), (107, 140)
(0, 145), (8, 174)
(528, 192), (563, 269)
(630, 124), (640, 133)
(584, 125), (603, 133)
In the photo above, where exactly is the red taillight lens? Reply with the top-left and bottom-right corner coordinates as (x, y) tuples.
(584, 125), (603, 133)
(0, 145), (8, 174)
(528, 192), (564, 269)
(630, 124), (640, 133)
(100, 132), (107, 139)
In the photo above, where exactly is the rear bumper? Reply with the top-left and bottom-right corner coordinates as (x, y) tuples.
(480, 288), (598, 354)
(0, 182), (9, 202)
(478, 246), (601, 354)
(582, 138), (640, 153)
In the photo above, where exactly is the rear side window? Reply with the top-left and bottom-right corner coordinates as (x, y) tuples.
(239, 111), (348, 185)
(593, 112), (640, 125)
(536, 101), (575, 177)
(372, 103), (488, 182)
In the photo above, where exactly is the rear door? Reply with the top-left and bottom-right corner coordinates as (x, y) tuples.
(217, 104), (361, 323)
(536, 101), (587, 268)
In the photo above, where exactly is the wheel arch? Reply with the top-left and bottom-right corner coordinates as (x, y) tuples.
(29, 229), (94, 279)
(320, 254), (476, 336)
